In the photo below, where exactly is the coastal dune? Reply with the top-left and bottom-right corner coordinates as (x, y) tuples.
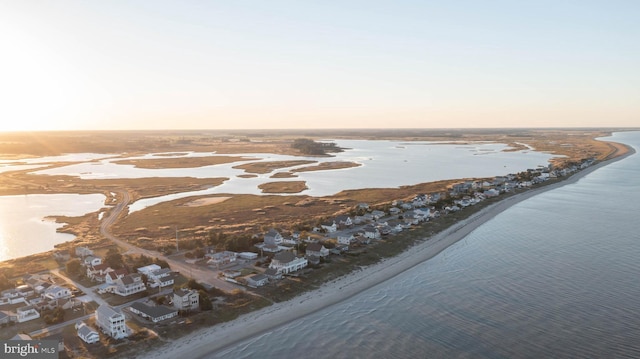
(141, 147), (633, 359)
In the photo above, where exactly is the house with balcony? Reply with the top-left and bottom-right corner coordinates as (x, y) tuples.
(269, 251), (308, 275)
(172, 288), (199, 311)
(95, 304), (128, 339)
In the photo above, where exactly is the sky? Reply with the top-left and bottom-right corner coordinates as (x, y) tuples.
(0, 1), (638, 131)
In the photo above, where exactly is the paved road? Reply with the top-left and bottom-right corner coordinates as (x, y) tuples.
(50, 269), (108, 307)
(101, 190), (239, 292)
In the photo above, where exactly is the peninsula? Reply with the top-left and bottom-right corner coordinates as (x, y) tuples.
(0, 128), (632, 359)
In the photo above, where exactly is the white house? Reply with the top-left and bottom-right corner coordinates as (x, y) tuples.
(264, 229), (283, 245)
(76, 322), (100, 344)
(43, 285), (72, 301)
(305, 243), (329, 258)
(337, 234), (355, 246)
(334, 215), (353, 228)
(206, 251), (237, 268)
(83, 256), (102, 267)
(114, 274), (146, 297)
(129, 302), (178, 323)
(362, 225), (381, 239)
(87, 264), (112, 282)
(320, 221), (337, 233)
(146, 268), (174, 288)
(136, 264), (162, 276)
(95, 304), (128, 339)
(269, 251), (308, 275)
(16, 305), (40, 323)
(172, 288), (199, 311)
(247, 274), (269, 287)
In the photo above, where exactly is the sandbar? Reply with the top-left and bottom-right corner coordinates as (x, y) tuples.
(138, 146), (634, 359)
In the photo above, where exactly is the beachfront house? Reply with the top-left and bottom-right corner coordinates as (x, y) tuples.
(129, 302), (178, 323)
(269, 251), (308, 275)
(95, 304), (128, 339)
(172, 288), (199, 311)
(76, 322), (100, 344)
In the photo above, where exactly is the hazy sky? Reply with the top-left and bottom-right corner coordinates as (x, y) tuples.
(1, 1), (638, 131)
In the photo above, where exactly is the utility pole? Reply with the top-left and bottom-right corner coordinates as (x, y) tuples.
(176, 226), (179, 253)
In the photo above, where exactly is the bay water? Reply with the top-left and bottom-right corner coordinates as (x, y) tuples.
(208, 131), (640, 358)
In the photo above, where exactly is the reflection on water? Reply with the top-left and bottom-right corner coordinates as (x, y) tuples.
(0, 193), (106, 261)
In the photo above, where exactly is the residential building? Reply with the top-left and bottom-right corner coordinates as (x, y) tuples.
(76, 322), (100, 344)
(16, 305), (40, 323)
(95, 305), (128, 339)
(172, 288), (199, 311)
(247, 274), (269, 287)
(146, 268), (175, 288)
(43, 285), (72, 301)
(269, 251), (308, 275)
(114, 274), (146, 297)
(129, 302), (178, 323)
(206, 251), (237, 268)
(305, 243), (329, 258)
(83, 255), (102, 267)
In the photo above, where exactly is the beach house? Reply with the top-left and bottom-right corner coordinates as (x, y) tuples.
(95, 304), (128, 339)
(269, 251), (308, 275)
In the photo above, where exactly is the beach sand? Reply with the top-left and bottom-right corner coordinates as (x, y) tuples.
(138, 147), (634, 359)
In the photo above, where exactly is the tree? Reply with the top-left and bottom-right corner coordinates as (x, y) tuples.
(198, 290), (212, 311)
(66, 259), (82, 276)
(186, 279), (205, 291)
(104, 248), (124, 269)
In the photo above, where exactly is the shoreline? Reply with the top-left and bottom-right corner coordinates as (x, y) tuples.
(141, 144), (635, 359)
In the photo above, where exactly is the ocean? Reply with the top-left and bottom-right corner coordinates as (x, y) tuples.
(207, 131), (640, 358)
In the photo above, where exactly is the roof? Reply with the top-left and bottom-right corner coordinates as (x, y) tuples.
(97, 304), (121, 319)
(174, 288), (195, 297)
(130, 302), (177, 319)
(150, 268), (172, 277)
(264, 268), (279, 276)
(11, 333), (33, 340)
(77, 322), (98, 337)
(306, 243), (324, 252)
(249, 274), (268, 282)
(137, 264), (161, 274)
(273, 251), (296, 263)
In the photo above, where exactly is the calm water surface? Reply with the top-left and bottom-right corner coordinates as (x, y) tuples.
(0, 194), (106, 261)
(207, 131), (640, 359)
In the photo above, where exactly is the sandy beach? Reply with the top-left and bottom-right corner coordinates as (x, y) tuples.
(139, 146), (634, 359)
